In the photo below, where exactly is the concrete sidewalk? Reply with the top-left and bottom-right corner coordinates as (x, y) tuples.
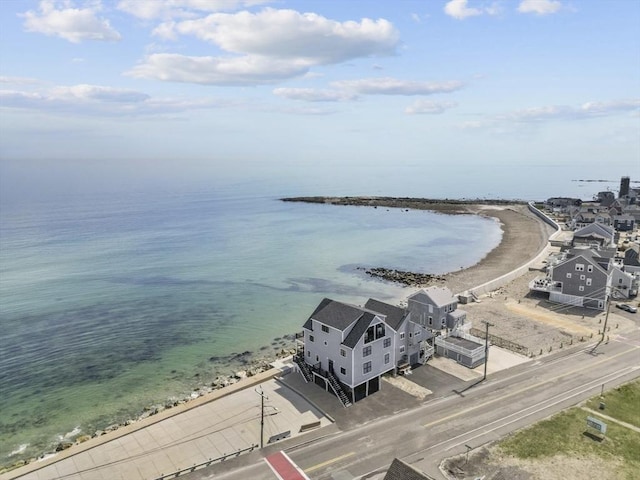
(2, 370), (331, 480)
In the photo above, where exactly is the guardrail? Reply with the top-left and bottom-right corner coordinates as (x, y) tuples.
(153, 444), (258, 479)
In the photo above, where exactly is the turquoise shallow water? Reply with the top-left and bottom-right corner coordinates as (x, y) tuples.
(0, 188), (501, 464)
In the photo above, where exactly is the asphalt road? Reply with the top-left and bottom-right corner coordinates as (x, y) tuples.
(185, 329), (640, 480)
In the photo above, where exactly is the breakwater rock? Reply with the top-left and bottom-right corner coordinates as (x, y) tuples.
(359, 267), (444, 287)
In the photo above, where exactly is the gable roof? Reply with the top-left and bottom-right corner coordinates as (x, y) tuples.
(342, 312), (376, 348)
(384, 458), (434, 480)
(303, 298), (369, 332)
(409, 286), (456, 308)
(556, 251), (608, 276)
(574, 223), (614, 239)
(364, 299), (408, 331)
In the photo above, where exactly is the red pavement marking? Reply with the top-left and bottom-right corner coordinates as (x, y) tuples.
(265, 451), (310, 480)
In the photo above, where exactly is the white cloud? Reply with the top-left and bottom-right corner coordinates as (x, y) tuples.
(505, 100), (640, 122)
(158, 9), (398, 63)
(462, 99), (640, 129)
(21, 0), (121, 43)
(117, 0), (272, 20)
(444, 0), (482, 20)
(126, 53), (310, 86)
(331, 78), (464, 96)
(0, 76), (43, 85)
(273, 88), (358, 102)
(0, 83), (229, 117)
(405, 100), (458, 115)
(518, 0), (562, 15)
(133, 9), (399, 85)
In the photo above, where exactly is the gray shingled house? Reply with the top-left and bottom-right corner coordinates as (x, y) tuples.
(407, 286), (485, 368)
(294, 297), (431, 405)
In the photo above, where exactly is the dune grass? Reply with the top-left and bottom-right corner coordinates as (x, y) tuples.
(498, 380), (640, 479)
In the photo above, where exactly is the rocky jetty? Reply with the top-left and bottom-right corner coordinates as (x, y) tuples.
(359, 267), (445, 287)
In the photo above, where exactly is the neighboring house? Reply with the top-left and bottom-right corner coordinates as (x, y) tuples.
(407, 286), (485, 368)
(407, 286), (467, 331)
(614, 214), (636, 231)
(530, 247), (638, 309)
(384, 458), (435, 480)
(531, 249), (609, 310)
(610, 263), (638, 298)
(572, 223), (615, 248)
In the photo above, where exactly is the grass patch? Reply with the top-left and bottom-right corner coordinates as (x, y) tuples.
(498, 380), (640, 479)
(585, 380), (640, 427)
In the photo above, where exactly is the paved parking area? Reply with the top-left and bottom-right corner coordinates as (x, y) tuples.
(7, 378), (330, 480)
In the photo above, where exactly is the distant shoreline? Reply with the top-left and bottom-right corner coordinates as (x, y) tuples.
(281, 196), (553, 294)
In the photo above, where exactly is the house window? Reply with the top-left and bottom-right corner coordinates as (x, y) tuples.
(586, 278), (592, 286)
(575, 264), (585, 272)
(580, 275), (585, 280)
(375, 324), (385, 339)
(587, 265), (593, 272)
(428, 316), (433, 326)
(340, 367), (346, 375)
(363, 361), (372, 374)
(384, 353), (390, 364)
(307, 350), (310, 357)
(441, 318), (446, 326)
(363, 346), (372, 357)
(340, 348), (346, 357)
(415, 331), (421, 337)
(364, 325), (375, 344)
(383, 338), (391, 348)
(315, 355), (319, 362)
(579, 286), (585, 292)
(321, 325), (329, 333)
(566, 273), (572, 279)
(619, 278), (623, 284)
(309, 335), (314, 342)
(400, 332), (405, 340)
(409, 332), (412, 338)
(399, 346), (405, 353)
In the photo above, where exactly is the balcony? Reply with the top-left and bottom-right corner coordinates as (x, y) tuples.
(529, 277), (562, 293)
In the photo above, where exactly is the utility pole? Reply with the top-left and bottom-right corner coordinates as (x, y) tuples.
(255, 387), (268, 449)
(482, 321), (494, 382)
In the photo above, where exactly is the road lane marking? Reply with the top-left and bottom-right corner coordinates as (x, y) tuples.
(424, 346), (638, 428)
(438, 366), (639, 452)
(304, 452), (356, 473)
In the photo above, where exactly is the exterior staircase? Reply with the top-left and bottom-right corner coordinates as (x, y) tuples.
(326, 370), (352, 408)
(292, 354), (313, 383)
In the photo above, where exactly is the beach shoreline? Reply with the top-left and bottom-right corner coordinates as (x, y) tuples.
(282, 197), (554, 295)
(3, 197), (553, 472)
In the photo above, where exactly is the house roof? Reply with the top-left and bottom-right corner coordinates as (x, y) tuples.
(364, 298), (408, 331)
(342, 312), (376, 348)
(384, 458), (434, 480)
(558, 250), (609, 276)
(303, 298), (368, 332)
(410, 286), (456, 308)
(574, 223), (614, 239)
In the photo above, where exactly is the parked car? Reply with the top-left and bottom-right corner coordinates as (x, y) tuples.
(616, 303), (637, 313)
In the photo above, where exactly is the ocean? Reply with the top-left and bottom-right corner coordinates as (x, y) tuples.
(0, 170), (596, 465)
(0, 162), (615, 465)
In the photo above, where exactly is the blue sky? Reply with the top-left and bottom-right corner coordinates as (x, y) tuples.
(0, 1), (639, 199)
